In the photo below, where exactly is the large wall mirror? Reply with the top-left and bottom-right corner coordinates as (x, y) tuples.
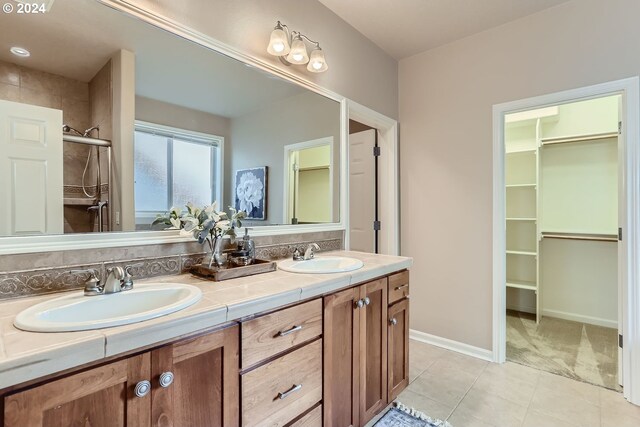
(0, 0), (342, 244)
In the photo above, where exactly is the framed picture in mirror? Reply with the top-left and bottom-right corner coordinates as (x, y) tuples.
(235, 167), (268, 220)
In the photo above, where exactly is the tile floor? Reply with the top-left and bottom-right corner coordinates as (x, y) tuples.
(368, 339), (640, 427)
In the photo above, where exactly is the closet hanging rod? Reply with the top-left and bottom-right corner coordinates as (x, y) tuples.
(541, 232), (618, 242)
(63, 134), (112, 147)
(540, 131), (618, 146)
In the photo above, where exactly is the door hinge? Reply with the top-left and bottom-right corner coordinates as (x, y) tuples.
(373, 220), (381, 231)
(373, 146), (381, 157)
(619, 121), (623, 135)
(619, 227), (623, 241)
(619, 334), (623, 348)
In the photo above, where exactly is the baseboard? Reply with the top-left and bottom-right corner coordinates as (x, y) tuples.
(409, 329), (493, 362)
(542, 308), (617, 329)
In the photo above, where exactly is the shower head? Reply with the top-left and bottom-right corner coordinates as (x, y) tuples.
(62, 124), (83, 136)
(83, 126), (100, 137)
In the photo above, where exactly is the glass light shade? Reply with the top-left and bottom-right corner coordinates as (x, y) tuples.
(307, 48), (328, 73)
(267, 28), (290, 56)
(286, 37), (309, 64)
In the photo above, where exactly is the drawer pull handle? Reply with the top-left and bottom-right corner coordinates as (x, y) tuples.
(134, 380), (151, 398)
(159, 371), (174, 388)
(389, 317), (398, 326)
(394, 283), (409, 291)
(278, 325), (303, 337)
(278, 384), (302, 400)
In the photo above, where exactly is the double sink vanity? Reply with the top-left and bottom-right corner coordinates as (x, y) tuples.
(0, 250), (411, 427)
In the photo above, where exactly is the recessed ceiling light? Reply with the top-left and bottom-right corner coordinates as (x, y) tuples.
(10, 47), (30, 58)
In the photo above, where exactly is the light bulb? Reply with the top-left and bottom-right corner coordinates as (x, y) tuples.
(267, 27), (290, 56)
(306, 48), (328, 73)
(286, 36), (309, 65)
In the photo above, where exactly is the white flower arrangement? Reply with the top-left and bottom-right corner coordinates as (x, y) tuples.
(153, 201), (246, 248)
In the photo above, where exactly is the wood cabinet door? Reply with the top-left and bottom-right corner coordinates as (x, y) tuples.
(387, 298), (410, 401)
(323, 287), (360, 427)
(359, 278), (388, 425)
(4, 353), (151, 427)
(151, 324), (239, 427)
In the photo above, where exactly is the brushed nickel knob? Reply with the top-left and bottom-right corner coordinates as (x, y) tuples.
(364, 297), (371, 306)
(159, 371), (174, 388)
(134, 380), (151, 398)
(355, 299), (364, 309)
(390, 318), (398, 326)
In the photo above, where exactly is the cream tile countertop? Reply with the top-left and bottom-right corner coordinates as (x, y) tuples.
(0, 251), (411, 390)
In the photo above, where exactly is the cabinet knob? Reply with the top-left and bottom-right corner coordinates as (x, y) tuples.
(389, 317), (398, 326)
(363, 297), (371, 306)
(134, 380), (151, 398)
(159, 371), (174, 388)
(355, 299), (364, 309)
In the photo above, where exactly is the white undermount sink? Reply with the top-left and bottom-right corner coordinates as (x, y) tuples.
(14, 283), (202, 332)
(278, 256), (364, 274)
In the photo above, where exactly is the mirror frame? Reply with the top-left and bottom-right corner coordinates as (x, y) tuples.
(0, 0), (348, 255)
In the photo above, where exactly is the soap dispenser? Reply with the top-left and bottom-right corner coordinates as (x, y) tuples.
(243, 228), (256, 262)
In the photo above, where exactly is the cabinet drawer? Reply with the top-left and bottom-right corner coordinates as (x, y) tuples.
(242, 339), (322, 427)
(288, 405), (322, 427)
(388, 270), (409, 304)
(242, 298), (322, 368)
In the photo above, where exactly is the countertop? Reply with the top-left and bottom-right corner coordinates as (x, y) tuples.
(0, 251), (411, 390)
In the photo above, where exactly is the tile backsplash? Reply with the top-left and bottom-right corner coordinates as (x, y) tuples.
(0, 230), (343, 300)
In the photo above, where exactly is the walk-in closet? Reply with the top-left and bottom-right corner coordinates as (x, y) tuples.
(505, 95), (620, 390)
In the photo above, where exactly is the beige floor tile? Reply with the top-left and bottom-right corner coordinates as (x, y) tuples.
(483, 361), (541, 384)
(431, 350), (489, 377)
(529, 381), (601, 427)
(471, 366), (537, 407)
(453, 388), (527, 427)
(395, 388), (454, 421)
(522, 410), (579, 427)
(448, 409), (498, 427)
(537, 371), (600, 405)
(600, 388), (640, 426)
(408, 364), (478, 407)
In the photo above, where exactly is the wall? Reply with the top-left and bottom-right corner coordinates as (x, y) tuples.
(229, 91), (340, 225)
(121, 0), (398, 119)
(399, 0), (640, 350)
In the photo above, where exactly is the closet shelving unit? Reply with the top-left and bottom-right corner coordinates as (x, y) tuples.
(506, 118), (542, 323)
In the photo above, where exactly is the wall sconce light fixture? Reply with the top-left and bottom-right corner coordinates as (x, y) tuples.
(267, 21), (328, 73)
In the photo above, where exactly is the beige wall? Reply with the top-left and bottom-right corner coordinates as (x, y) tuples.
(399, 0), (640, 350)
(229, 91), (340, 225)
(124, 0), (398, 119)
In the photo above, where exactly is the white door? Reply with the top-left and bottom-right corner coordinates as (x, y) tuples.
(0, 100), (63, 235)
(349, 129), (376, 253)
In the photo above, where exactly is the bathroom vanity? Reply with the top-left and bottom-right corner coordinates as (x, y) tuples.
(0, 252), (411, 427)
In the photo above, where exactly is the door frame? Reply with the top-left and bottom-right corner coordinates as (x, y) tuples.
(282, 136), (334, 224)
(347, 100), (399, 255)
(492, 77), (640, 405)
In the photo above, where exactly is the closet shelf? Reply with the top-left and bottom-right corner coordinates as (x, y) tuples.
(506, 250), (537, 256)
(506, 217), (536, 221)
(506, 184), (536, 188)
(540, 131), (618, 146)
(506, 280), (537, 291)
(506, 148), (537, 154)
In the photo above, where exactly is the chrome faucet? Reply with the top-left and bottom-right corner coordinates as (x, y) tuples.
(292, 243), (320, 261)
(304, 243), (320, 260)
(103, 266), (126, 294)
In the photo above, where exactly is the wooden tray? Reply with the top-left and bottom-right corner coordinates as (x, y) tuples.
(190, 258), (277, 281)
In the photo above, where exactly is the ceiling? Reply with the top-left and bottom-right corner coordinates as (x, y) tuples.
(318, 0), (571, 59)
(0, 0), (305, 118)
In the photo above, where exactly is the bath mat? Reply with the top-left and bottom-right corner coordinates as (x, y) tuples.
(374, 402), (452, 427)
